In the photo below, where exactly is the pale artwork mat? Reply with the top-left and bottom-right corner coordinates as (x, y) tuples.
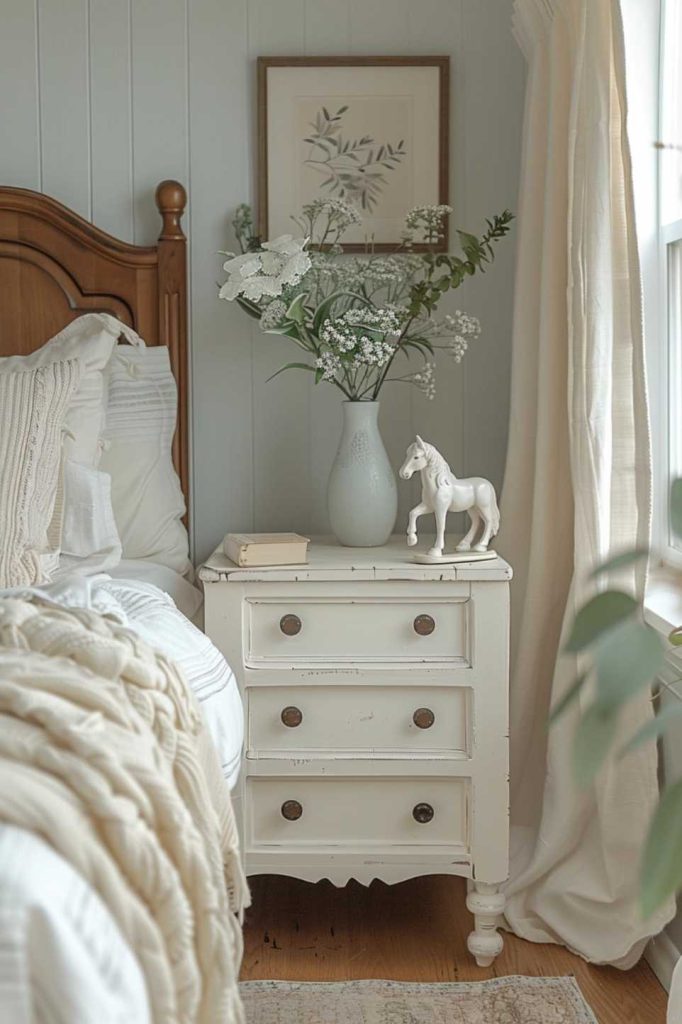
(264, 65), (443, 246)
(240, 976), (599, 1024)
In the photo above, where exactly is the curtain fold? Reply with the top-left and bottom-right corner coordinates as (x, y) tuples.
(498, 0), (675, 967)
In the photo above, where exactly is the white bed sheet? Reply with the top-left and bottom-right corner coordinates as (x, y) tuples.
(0, 566), (244, 1024)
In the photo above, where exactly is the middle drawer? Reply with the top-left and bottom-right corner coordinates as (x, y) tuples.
(247, 684), (471, 758)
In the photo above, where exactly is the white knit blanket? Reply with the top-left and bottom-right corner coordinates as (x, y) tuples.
(0, 596), (248, 1024)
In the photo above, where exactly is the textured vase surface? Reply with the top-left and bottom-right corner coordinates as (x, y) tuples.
(327, 401), (398, 547)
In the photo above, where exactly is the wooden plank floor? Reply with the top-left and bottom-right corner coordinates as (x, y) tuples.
(241, 874), (668, 1024)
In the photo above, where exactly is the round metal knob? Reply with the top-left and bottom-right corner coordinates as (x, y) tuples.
(281, 799), (303, 821)
(413, 802), (435, 824)
(279, 614), (302, 636)
(413, 707), (435, 730)
(281, 706), (303, 728)
(413, 614), (436, 636)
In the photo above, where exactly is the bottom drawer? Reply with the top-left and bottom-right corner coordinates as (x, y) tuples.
(248, 776), (469, 850)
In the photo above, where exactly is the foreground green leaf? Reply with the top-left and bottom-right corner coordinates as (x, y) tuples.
(669, 627), (682, 647)
(573, 701), (621, 787)
(549, 674), (587, 724)
(620, 702), (682, 756)
(589, 548), (648, 580)
(594, 618), (665, 706)
(641, 777), (682, 917)
(564, 591), (638, 653)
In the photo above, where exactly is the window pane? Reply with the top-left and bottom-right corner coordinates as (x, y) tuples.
(662, 0), (682, 224)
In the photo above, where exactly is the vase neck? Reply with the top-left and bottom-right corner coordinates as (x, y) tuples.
(342, 400), (380, 428)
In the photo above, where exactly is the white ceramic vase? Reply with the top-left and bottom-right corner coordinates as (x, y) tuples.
(327, 401), (398, 547)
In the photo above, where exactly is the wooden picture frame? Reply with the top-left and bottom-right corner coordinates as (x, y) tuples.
(257, 56), (450, 253)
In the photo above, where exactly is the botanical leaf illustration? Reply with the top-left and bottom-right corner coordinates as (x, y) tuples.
(303, 106), (407, 211)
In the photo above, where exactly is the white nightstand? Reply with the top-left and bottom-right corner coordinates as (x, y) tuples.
(198, 536), (512, 966)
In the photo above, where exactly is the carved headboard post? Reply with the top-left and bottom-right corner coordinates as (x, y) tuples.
(155, 180), (189, 522)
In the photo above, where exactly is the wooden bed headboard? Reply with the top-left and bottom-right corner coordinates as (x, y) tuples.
(0, 180), (189, 517)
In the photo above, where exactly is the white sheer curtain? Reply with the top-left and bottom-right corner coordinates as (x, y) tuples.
(497, 0), (676, 966)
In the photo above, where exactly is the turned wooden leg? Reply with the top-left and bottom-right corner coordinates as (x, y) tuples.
(466, 882), (505, 967)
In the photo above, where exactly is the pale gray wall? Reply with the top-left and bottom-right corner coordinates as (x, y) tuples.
(0, 0), (525, 562)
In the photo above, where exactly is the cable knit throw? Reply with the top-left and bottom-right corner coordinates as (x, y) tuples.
(0, 596), (248, 1024)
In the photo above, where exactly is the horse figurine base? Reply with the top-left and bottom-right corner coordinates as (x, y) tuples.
(399, 436), (501, 560)
(413, 549), (498, 565)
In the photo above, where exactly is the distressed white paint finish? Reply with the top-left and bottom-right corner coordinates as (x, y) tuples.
(0, 0), (525, 561)
(200, 536), (511, 965)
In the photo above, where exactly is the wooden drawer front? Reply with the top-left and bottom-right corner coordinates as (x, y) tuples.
(249, 776), (469, 849)
(248, 685), (470, 757)
(246, 596), (469, 666)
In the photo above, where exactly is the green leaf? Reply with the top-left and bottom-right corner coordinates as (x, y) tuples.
(285, 293), (309, 324)
(620, 702), (682, 756)
(641, 777), (682, 917)
(265, 362), (316, 383)
(564, 591), (638, 653)
(573, 701), (621, 787)
(594, 618), (665, 706)
(549, 673), (588, 724)
(671, 479), (682, 540)
(589, 547), (649, 580)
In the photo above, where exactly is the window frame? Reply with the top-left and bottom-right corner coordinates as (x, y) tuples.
(658, 0), (682, 568)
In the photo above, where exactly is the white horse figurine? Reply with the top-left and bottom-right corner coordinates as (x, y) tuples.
(399, 436), (500, 559)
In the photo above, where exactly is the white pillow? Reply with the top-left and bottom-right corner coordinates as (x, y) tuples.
(0, 359), (80, 586)
(55, 462), (122, 576)
(100, 343), (191, 577)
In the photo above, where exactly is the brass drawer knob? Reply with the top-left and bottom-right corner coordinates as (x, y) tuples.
(413, 707), (435, 729)
(280, 614), (302, 636)
(413, 802), (435, 824)
(281, 799), (303, 821)
(281, 706), (303, 728)
(413, 614), (436, 636)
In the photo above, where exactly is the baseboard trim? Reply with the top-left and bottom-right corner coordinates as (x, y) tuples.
(646, 930), (681, 993)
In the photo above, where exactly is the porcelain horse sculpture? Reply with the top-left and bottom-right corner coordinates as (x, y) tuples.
(399, 436), (500, 558)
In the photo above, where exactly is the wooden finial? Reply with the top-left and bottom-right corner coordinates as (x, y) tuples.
(155, 180), (187, 239)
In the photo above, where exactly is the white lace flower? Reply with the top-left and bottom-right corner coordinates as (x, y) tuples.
(260, 300), (288, 332)
(409, 361), (436, 400)
(316, 351), (342, 380)
(219, 235), (311, 302)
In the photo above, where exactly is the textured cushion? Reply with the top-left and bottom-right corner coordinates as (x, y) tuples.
(0, 359), (80, 586)
(29, 314), (123, 468)
(100, 344), (191, 576)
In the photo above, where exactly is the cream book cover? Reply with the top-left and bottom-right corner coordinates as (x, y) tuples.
(223, 532), (310, 567)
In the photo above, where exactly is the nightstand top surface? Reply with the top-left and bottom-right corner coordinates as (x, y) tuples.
(198, 535), (512, 583)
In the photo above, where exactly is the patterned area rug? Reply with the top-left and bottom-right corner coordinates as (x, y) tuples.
(240, 977), (598, 1024)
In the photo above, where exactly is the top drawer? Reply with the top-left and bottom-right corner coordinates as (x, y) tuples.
(244, 583), (471, 667)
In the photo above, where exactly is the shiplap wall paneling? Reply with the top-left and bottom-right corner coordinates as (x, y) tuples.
(130, 0), (189, 244)
(458, 0), (522, 491)
(188, 0), (254, 549)
(247, 0), (313, 534)
(89, 0), (133, 240)
(0, 3), (40, 189)
(38, 0), (91, 218)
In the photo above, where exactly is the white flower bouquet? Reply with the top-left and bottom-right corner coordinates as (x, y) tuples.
(219, 199), (512, 402)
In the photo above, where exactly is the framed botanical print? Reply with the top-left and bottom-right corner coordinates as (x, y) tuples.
(257, 56), (450, 252)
